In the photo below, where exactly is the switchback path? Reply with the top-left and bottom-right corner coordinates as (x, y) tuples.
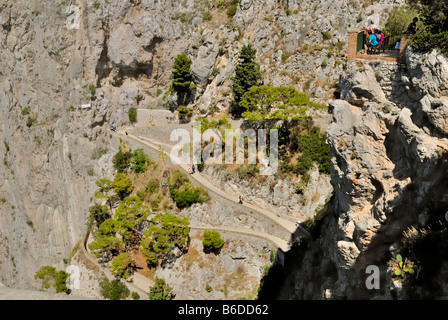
(115, 130), (314, 252)
(82, 231), (152, 297)
(118, 130), (298, 235)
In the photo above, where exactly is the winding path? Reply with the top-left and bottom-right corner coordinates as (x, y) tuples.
(190, 225), (290, 252)
(82, 231), (152, 297)
(80, 127), (310, 297)
(116, 129), (311, 252)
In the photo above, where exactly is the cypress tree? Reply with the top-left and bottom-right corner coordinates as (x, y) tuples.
(171, 53), (193, 93)
(230, 44), (262, 116)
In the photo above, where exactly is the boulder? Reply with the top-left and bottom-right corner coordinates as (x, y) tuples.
(339, 63), (388, 106)
(337, 240), (360, 269)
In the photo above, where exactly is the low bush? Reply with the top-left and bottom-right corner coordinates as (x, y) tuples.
(170, 185), (209, 209)
(100, 279), (130, 300)
(202, 230), (224, 252)
(128, 107), (137, 123)
(322, 31), (332, 40)
(236, 164), (258, 179)
(177, 105), (193, 118)
(409, 30), (448, 57)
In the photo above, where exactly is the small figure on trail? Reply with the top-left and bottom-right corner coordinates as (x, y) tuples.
(295, 220), (301, 227)
(188, 167), (192, 175)
(125, 131), (128, 136)
(238, 195), (243, 204)
(191, 165), (196, 174)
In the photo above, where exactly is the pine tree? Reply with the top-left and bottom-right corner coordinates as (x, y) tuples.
(230, 44), (262, 116)
(148, 277), (174, 300)
(171, 53), (194, 93)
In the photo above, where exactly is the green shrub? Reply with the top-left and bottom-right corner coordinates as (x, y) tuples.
(202, 10), (212, 21)
(34, 266), (70, 294)
(389, 254), (416, 278)
(407, 0), (448, 34)
(168, 171), (190, 190)
(167, 171), (209, 208)
(100, 279), (130, 300)
(226, 4), (237, 17)
(21, 107), (31, 115)
(88, 84), (96, 96)
(88, 234), (124, 258)
(409, 30), (448, 56)
(194, 117), (231, 135)
(177, 105), (193, 118)
(240, 86), (324, 123)
(202, 230), (224, 252)
(322, 31), (332, 40)
(321, 60), (328, 67)
(145, 178), (160, 194)
(132, 148), (148, 174)
(131, 291), (140, 300)
(55, 271), (70, 293)
(34, 266), (57, 290)
(26, 115), (37, 127)
(112, 150), (133, 173)
(296, 127), (331, 175)
(114, 196), (150, 240)
(383, 5), (418, 46)
(148, 277), (174, 300)
(197, 162), (205, 172)
(128, 107), (137, 123)
(171, 186), (209, 209)
(205, 284), (213, 292)
(236, 164), (258, 179)
(335, 41), (345, 51)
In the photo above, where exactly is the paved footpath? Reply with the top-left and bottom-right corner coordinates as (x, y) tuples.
(118, 130), (298, 235)
(190, 225), (290, 252)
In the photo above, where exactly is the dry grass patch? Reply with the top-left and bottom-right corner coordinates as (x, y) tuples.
(184, 243), (203, 271)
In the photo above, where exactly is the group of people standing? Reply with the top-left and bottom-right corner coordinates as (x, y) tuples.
(361, 17), (419, 55)
(188, 165), (196, 175)
(361, 21), (384, 55)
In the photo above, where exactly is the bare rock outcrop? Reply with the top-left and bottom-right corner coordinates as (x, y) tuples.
(269, 49), (448, 300)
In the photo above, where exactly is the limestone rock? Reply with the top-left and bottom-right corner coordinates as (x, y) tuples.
(339, 63), (388, 106)
(191, 37), (219, 88)
(337, 241), (360, 269)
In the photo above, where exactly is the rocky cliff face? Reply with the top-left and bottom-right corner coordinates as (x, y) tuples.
(0, 0), (410, 295)
(266, 49), (448, 300)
